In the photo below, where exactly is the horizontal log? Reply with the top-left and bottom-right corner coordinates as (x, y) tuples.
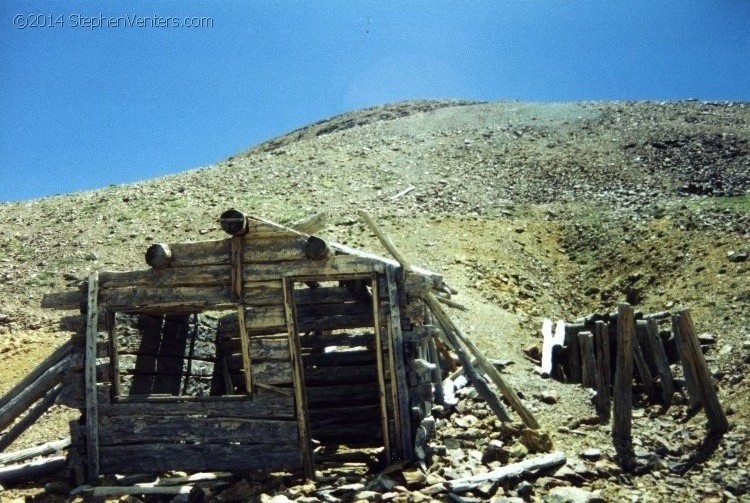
(305, 384), (380, 408)
(99, 415), (297, 446)
(446, 451), (567, 493)
(0, 438), (70, 466)
(303, 364), (378, 386)
(0, 456), (67, 486)
(253, 360), (293, 385)
(218, 339), (289, 361)
(289, 212), (327, 235)
(302, 349), (375, 367)
(99, 443), (301, 474)
(99, 394), (294, 418)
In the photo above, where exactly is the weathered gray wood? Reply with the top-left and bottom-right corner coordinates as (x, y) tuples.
(0, 456), (67, 485)
(612, 303), (635, 472)
(0, 355), (70, 433)
(290, 212), (327, 235)
(85, 272), (100, 483)
(0, 340), (71, 412)
(98, 415), (297, 445)
(644, 318), (675, 406)
(370, 274), (392, 460)
(105, 311), (121, 400)
(282, 277), (315, 480)
(99, 395), (294, 418)
(305, 384), (379, 408)
(109, 354), (215, 376)
(676, 310), (728, 435)
(252, 360), (293, 385)
(564, 323), (581, 383)
(386, 266), (414, 461)
(236, 304), (253, 394)
(427, 337), (445, 406)
(0, 437), (70, 466)
(0, 384), (62, 453)
(99, 443), (301, 474)
(541, 318), (555, 375)
(632, 323), (660, 402)
(672, 314), (702, 410)
(578, 331), (596, 389)
(446, 451), (567, 493)
(91, 486), (193, 497)
(593, 321), (610, 419)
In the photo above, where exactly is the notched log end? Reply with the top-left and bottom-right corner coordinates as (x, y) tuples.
(145, 243), (173, 269)
(219, 209), (248, 236)
(305, 235), (331, 261)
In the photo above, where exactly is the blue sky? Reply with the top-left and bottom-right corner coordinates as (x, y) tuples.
(1, 1), (749, 202)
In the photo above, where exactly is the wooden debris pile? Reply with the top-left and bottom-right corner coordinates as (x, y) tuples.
(0, 209), (540, 490)
(540, 303), (728, 471)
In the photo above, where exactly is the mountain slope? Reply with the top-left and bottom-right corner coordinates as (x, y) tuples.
(0, 99), (748, 500)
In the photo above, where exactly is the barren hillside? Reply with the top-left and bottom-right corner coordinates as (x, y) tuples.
(0, 100), (748, 501)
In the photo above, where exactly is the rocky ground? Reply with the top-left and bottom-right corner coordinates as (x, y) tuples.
(0, 99), (748, 502)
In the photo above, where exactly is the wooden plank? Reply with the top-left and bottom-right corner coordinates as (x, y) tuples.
(105, 311), (121, 398)
(99, 443), (301, 474)
(302, 364), (378, 386)
(594, 321), (610, 419)
(283, 278), (314, 480)
(612, 303), (635, 472)
(633, 322), (660, 402)
(111, 354), (215, 376)
(371, 273), (391, 460)
(252, 360), (293, 385)
(218, 339), (290, 360)
(0, 438), (70, 466)
(446, 451), (566, 493)
(305, 383), (379, 408)
(85, 272), (100, 483)
(644, 318), (675, 406)
(231, 235), (244, 303)
(676, 310), (728, 435)
(100, 285), (233, 310)
(302, 350), (375, 367)
(237, 305), (253, 393)
(564, 323), (581, 383)
(386, 266), (413, 461)
(0, 456), (67, 486)
(541, 318), (554, 375)
(99, 395), (294, 418)
(100, 265), (232, 289)
(672, 314), (702, 410)
(98, 415), (297, 446)
(578, 331), (596, 389)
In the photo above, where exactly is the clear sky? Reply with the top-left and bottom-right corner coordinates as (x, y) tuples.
(1, 1), (749, 202)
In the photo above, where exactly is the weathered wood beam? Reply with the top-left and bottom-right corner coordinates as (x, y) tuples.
(0, 456), (66, 486)
(290, 212), (327, 235)
(676, 310), (728, 435)
(593, 321), (610, 419)
(84, 272), (100, 483)
(644, 318), (675, 406)
(0, 437), (70, 466)
(612, 303), (635, 472)
(445, 451), (566, 493)
(672, 314), (702, 410)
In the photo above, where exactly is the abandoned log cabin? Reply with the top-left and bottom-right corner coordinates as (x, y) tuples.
(32, 209), (537, 483)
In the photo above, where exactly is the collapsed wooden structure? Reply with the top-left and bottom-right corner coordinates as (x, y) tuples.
(1, 209), (539, 484)
(542, 303), (728, 471)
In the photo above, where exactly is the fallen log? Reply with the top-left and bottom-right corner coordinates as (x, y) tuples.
(445, 451), (566, 493)
(0, 456), (66, 485)
(0, 438), (70, 466)
(0, 340), (72, 411)
(290, 212), (327, 235)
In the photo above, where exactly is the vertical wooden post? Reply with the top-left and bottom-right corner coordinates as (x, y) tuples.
(672, 314), (701, 410)
(85, 272), (100, 483)
(427, 337), (445, 406)
(578, 331), (596, 389)
(230, 236), (244, 303)
(386, 266), (414, 462)
(612, 302), (635, 472)
(564, 324), (581, 383)
(594, 321), (611, 418)
(282, 278), (314, 480)
(676, 310), (729, 435)
(632, 323), (659, 403)
(105, 311), (120, 399)
(370, 273), (392, 461)
(644, 318), (675, 406)
(237, 306), (253, 394)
